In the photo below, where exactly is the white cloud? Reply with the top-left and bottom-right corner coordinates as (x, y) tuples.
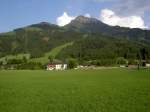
(56, 12), (92, 26)
(84, 13), (91, 18)
(100, 9), (148, 29)
(56, 12), (75, 26)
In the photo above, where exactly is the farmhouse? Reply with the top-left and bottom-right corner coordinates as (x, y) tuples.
(47, 63), (67, 70)
(146, 63), (150, 68)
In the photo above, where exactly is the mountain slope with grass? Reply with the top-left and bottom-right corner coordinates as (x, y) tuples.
(0, 22), (82, 58)
(0, 16), (150, 66)
(30, 42), (73, 64)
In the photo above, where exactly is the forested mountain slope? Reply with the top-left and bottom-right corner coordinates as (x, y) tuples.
(0, 16), (150, 65)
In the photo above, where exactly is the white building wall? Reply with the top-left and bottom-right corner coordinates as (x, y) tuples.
(56, 64), (62, 70)
(63, 64), (67, 70)
(47, 67), (54, 71)
(146, 64), (150, 67)
(47, 64), (67, 70)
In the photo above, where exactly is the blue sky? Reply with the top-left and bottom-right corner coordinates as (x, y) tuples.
(0, 0), (149, 32)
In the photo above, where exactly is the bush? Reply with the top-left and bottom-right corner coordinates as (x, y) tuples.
(68, 59), (78, 69)
(116, 57), (127, 65)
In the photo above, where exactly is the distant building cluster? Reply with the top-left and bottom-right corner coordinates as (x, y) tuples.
(47, 63), (67, 70)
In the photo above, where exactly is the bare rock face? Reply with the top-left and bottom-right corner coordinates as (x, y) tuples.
(71, 16), (100, 24)
(65, 15), (110, 33)
(75, 16), (91, 24)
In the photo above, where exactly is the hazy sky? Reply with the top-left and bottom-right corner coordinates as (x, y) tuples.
(0, 0), (150, 32)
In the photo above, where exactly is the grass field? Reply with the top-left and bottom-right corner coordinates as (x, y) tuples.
(0, 69), (150, 112)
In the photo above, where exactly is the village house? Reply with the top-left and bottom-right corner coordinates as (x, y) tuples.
(47, 63), (67, 70)
(146, 63), (150, 68)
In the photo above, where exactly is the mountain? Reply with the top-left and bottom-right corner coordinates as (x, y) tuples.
(0, 16), (150, 66)
(0, 22), (83, 58)
(66, 16), (150, 41)
(65, 16), (111, 33)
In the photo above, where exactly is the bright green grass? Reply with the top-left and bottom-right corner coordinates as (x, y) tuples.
(0, 69), (150, 112)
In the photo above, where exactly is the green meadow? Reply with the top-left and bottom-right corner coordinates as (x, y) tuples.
(0, 69), (150, 112)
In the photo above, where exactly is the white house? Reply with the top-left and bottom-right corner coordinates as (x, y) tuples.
(47, 63), (67, 70)
(146, 63), (150, 68)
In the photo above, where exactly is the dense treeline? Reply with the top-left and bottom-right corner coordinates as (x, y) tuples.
(57, 36), (150, 65)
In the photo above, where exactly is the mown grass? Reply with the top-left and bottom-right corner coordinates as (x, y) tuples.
(0, 69), (150, 112)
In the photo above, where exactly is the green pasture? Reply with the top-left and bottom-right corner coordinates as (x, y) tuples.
(0, 69), (150, 112)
